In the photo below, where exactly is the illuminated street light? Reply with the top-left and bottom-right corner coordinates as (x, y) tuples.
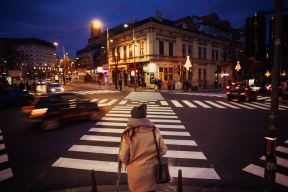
(91, 19), (103, 29)
(265, 69), (271, 77)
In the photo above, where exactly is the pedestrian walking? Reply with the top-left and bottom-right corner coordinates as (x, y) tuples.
(118, 104), (168, 192)
(118, 78), (122, 91)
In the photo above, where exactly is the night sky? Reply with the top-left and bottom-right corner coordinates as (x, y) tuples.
(0, 0), (281, 57)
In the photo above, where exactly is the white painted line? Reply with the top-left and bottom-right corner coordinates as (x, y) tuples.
(105, 99), (118, 106)
(260, 156), (288, 168)
(52, 158), (220, 180)
(160, 101), (169, 106)
(90, 99), (99, 103)
(278, 104), (288, 109)
(216, 101), (240, 109)
(81, 135), (196, 146)
(89, 128), (190, 136)
(243, 102), (269, 110)
(148, 102), (156, 104)
(127, 104), (161, 107)
(98, 99), (109, 104)
(101, 117), (182, 123)
(193, 100), (212, 108)
(89, 128), (123, 133)
(252, 102), (286, 110)
(105, 113), (178, 119)
(69, 145), (205, 160)
(0, 154), (9, 164)
(276, 146), (288, 154)
(205, 101), (226, 108)
(96, 121), (185, 129)
(112, 108), (173, 112)
(243, 164), (288, 187)
(0, 168), (13, 182)
(113, 106), (171, 109)
(118, 100), (128, 105)
(0, 144), (5, 150)
(257, 96), (270, 101)
(108, 111), (176, 115)
(182, 100), (197, 108)
(229, 102), (255, 109)
(171, 100), (183, 107)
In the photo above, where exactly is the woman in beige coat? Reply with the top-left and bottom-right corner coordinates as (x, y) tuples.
(119, 104), (168, 192)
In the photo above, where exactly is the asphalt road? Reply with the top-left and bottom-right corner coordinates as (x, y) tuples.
(0, 88), (287, 192)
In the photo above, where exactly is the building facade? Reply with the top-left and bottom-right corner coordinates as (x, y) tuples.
(76, 13), (241, 90)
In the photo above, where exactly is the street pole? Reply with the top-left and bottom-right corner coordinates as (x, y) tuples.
(62, 46), (66, 85)
(264, 0), (284, 191)
(133, 22), (137, 91)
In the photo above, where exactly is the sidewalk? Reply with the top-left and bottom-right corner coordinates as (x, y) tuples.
(63, 82), (224, 93)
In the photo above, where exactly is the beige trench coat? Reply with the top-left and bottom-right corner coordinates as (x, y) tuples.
(119, 127), (168, 192)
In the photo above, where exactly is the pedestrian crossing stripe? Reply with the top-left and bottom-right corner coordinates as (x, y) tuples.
(95, 122), (186, 129)
(101, 117), (182, 123)
(68, 145), (206, 160)
(89, 128), (190, 136)
(86, 98), (288, 110)
(0, 129), (13, 182)
(108, 111), (176, 115)
(80, 135), (197, 146)
(243, 164), (288, 187)
(259, 156), (288, 168)
(74, 90), (120, 95)
(52, 158), (220, 180)
(105, 113), (178, 118)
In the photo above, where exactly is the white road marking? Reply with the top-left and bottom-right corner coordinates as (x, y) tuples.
(243, 102), (269, 110)
(0, 168), (13, 182)
(205, 101), (226, 108)
(171, 100), (183, 107)
(193, 100), (212, 108)
(229, 102), (255, 109)
(276, 146), (288, 154)
(243, 164), (288, 187)
(105, 99), (118, 106)
(89, 128), (190, 136)
(260, 156), (288, 168)
(105, 113), (178, 119)
(101, 117), (182, 123)
(98, 99), (109, 104)
(182, 100), (197, 108)
(0, 144), (5, 150)
(95, 121), (185, 129)
(252, 102), (286, 110)
(0, 154), (8, 164)
(112, 108), (173, 112)
(216, 101), (240, 109)
(90, 99), (99, 103)
(118, 100), (128, 105)
(81, 135), (196, 146)
(52, 158), (220, 180)
(113, 106), (172, 109)
(69, 145), (205, 160)
(160, 101), (169, 106)
(108, 111), (176, 115)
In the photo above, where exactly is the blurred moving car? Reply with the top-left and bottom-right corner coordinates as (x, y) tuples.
(46, 83), (64, 93)
(226, 82), (257, 102)
(250, 83), (267, 94)
(0, 88), (34, 108)
(36, 79), (46, 85)
(28, 93), (100, 130)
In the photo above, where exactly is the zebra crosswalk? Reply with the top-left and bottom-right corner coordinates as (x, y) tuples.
(242, 140), (288, 187)
(0, 129), (13, 182)
(52, 103), (221, 181)
(92, 97), (288, 111)
(74, 90), (120, 95)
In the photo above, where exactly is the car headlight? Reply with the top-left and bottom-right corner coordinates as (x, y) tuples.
(60, 87), (64, 92)
(51, 88), (56, 92)
(30, 108), (48, 117)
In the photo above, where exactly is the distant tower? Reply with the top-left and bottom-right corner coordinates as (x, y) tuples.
(91, 19), (102, 38)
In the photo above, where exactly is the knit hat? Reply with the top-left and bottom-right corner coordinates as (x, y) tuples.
(131, 104), (147, 119)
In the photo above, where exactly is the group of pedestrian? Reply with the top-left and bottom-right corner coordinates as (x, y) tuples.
(118, 104), (168, 192)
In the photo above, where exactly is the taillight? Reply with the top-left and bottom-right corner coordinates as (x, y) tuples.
(30, 108), (48, 117)
(245, 87), (248, 91)
(21, 105), (35, 114)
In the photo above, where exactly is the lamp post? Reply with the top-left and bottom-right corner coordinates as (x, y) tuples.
(124, 20), (137, 91)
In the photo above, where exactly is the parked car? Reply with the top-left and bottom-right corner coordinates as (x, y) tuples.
(28, 93), (100, 130)
(46, 83), (64, 93)
(0, 88), (34, 108)
(226, 82), (257, 102)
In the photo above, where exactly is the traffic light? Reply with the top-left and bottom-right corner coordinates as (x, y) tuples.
(246, 14), (266, 60)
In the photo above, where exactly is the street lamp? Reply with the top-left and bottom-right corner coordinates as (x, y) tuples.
(124, 21), (137, 91)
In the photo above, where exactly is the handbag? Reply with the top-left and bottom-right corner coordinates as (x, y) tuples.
(153, 128), (171, 184)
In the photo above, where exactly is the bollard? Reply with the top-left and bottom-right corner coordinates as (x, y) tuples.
(177, 169), (182, 192)
(264, 137), (277, 192)
(91, 169), (97, 192)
